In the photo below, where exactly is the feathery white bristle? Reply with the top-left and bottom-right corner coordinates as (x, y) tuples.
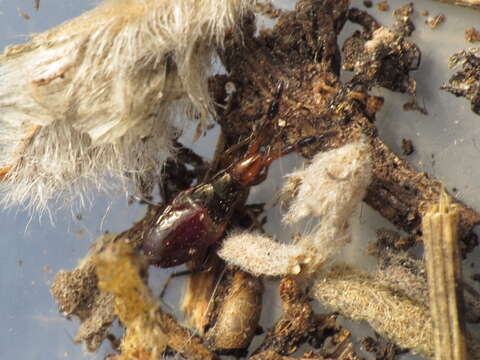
(0, 0), (253, 211)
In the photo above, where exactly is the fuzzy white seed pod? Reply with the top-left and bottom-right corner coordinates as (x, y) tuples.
(283, 139), (372, 225)
(218, 232), (311, 277)
(218, 140), (372, 277)
(0, 0), (253, 211)
(312, 265), (434, 358)
(283, 139), (372, 271)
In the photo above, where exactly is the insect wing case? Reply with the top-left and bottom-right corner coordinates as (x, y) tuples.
(143, 171), (243, 267)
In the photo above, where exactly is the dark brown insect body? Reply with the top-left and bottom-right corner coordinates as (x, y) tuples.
(143, 171), (241, 267)
(143, 133), (324, 268)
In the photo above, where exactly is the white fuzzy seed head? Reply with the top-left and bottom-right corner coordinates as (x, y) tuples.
(311, 265), (434, 358)
(0, 0), (253, 211)
(282, 139), (372, 272)
(218, 141), (372, 278)
(218, 232), (310, 277)
(283, 139), (372, 225)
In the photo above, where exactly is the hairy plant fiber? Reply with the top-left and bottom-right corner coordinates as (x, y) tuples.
(0, 0), (252, 211)
(283, 139), (372, 272)
(312, 265), (434, 358)
(218, 140), (372, 277)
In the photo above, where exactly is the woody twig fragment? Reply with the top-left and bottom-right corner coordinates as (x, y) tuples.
(422, 191), (468, 360)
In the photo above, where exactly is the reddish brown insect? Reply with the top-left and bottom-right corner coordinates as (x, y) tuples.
(142, 129), (331, 267)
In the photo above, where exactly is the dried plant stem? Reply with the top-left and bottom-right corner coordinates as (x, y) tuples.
(422, 192), (468, 360)
(433, 0), (480, 9)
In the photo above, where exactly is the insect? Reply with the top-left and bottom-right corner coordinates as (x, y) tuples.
(142, 127), (333, 268)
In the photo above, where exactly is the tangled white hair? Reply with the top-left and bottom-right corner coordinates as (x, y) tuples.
(0, 0), (253, 212)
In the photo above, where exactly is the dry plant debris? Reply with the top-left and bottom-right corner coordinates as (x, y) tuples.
(433, 0), (480, 9)
(401, 138), (414, 155)
(465, 27), (480, 42)
(51, 234), (116, 350)
(40, 1), (480, 359)
(255, 0), (286, 19)
(377, 1), (389, 12)
(0, 0), (254, 211)
(251, 277), (360, 359)
(312, 265), (434, 358)
(16, 8), (30, 20)
(361, 335), (405, 360)
(426, 14), (446, 29)
(442, 49), (480, 115)
(95, 241), (168, 360)
(96, 241), (219, 360)
(369, 228), (480, 324)
(422, 192), (468, 360)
